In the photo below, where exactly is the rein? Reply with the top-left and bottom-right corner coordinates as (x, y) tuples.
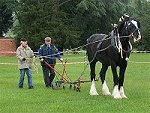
(119, 28), (140, 38)
(38, 35), (109, 58)
(118, 28), (140, 53)
(39, 26), (139, 58)
(122, 41), (133, 53)
(130, 28), (140, 37)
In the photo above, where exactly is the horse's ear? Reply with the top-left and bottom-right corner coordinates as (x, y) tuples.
(119, 14), (130, 22)
(119, 16), (124, 22)
(123, 14), (130, 21)
(123, 14), (129, 18)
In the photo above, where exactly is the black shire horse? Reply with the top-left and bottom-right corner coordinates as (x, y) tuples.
(86, 15), (141, 99)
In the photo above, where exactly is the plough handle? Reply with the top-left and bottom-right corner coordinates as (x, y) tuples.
(44, 61), (70, 82)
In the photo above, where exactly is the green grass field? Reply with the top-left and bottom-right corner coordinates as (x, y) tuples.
(0, 53), (150, 113)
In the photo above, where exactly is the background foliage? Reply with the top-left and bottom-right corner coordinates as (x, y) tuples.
(1, 0), (150, 51)
(0, 0), (13, 37)
(133, 0), (150, 50)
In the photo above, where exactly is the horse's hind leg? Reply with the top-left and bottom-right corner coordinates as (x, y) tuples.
(100, 64), (108, 84)
(89, 60), (99, 95)
(90, 60), (97, 81)
(100, 64), (111, 96)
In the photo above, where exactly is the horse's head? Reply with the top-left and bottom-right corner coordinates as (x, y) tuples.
(118, 15), (141, 43)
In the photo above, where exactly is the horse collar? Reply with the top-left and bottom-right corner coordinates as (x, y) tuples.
(110, 30), (122, 53)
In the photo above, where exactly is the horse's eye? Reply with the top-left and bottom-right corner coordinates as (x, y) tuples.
(129, 25), (134, 30)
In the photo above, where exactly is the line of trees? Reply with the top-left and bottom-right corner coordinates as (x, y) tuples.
(0, 0), (13, 37)
(0, 0), (150, 51)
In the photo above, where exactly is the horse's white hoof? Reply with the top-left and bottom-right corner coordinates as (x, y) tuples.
(102, 81), (111, 96)
(120, 87), (127, 99)
(120, 94), (127, 98)
(90, 91), (99, 96)
(102, 90), (111, 96)
(112, 85), (122, 99)
(113, 93), (122, 99)
(90, 80), (99, 96)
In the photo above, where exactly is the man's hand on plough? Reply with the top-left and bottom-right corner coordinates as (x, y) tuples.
(40, 56), (46, 62)
(59, 58), (68, 65)
(59, 58), (63, 63)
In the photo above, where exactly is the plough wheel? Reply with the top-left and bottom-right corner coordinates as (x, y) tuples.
(76, 86), (80, 92)
(74, 85), (76, 90)
(70, 84), (72, 89)
(62, 85), (65, 89)
(51, 84), (55, 89)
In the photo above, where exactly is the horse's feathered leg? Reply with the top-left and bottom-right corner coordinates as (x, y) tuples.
(90, 60), (97, 81)
(119, 86), (127, 98)
(111, 65), (122, 99)
(89, 60), (99, 95)
(100, 64), (111, 96)
(119, 61), (127, 87)
(111, 65), (119, 86)
(100, 64), (108, 84)
(90, 79), (99, 96)
(102, 81), (111, 96)
(119, 61), (127, 98)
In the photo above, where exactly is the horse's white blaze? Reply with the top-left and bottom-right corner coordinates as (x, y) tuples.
(102, 81), (111, 96)
(131, 20), (141, 41)
(131, 20), (138, 28)
(90, 80), (99, 96)
(120, 87), (127, 98)
(112, 85), (122, 99)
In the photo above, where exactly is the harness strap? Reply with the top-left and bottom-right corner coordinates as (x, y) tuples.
(110, 30), (123, 54)
(96, 36), (108, 50)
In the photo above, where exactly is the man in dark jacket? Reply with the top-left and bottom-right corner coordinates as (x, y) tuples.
(38, 37), (63, 87)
